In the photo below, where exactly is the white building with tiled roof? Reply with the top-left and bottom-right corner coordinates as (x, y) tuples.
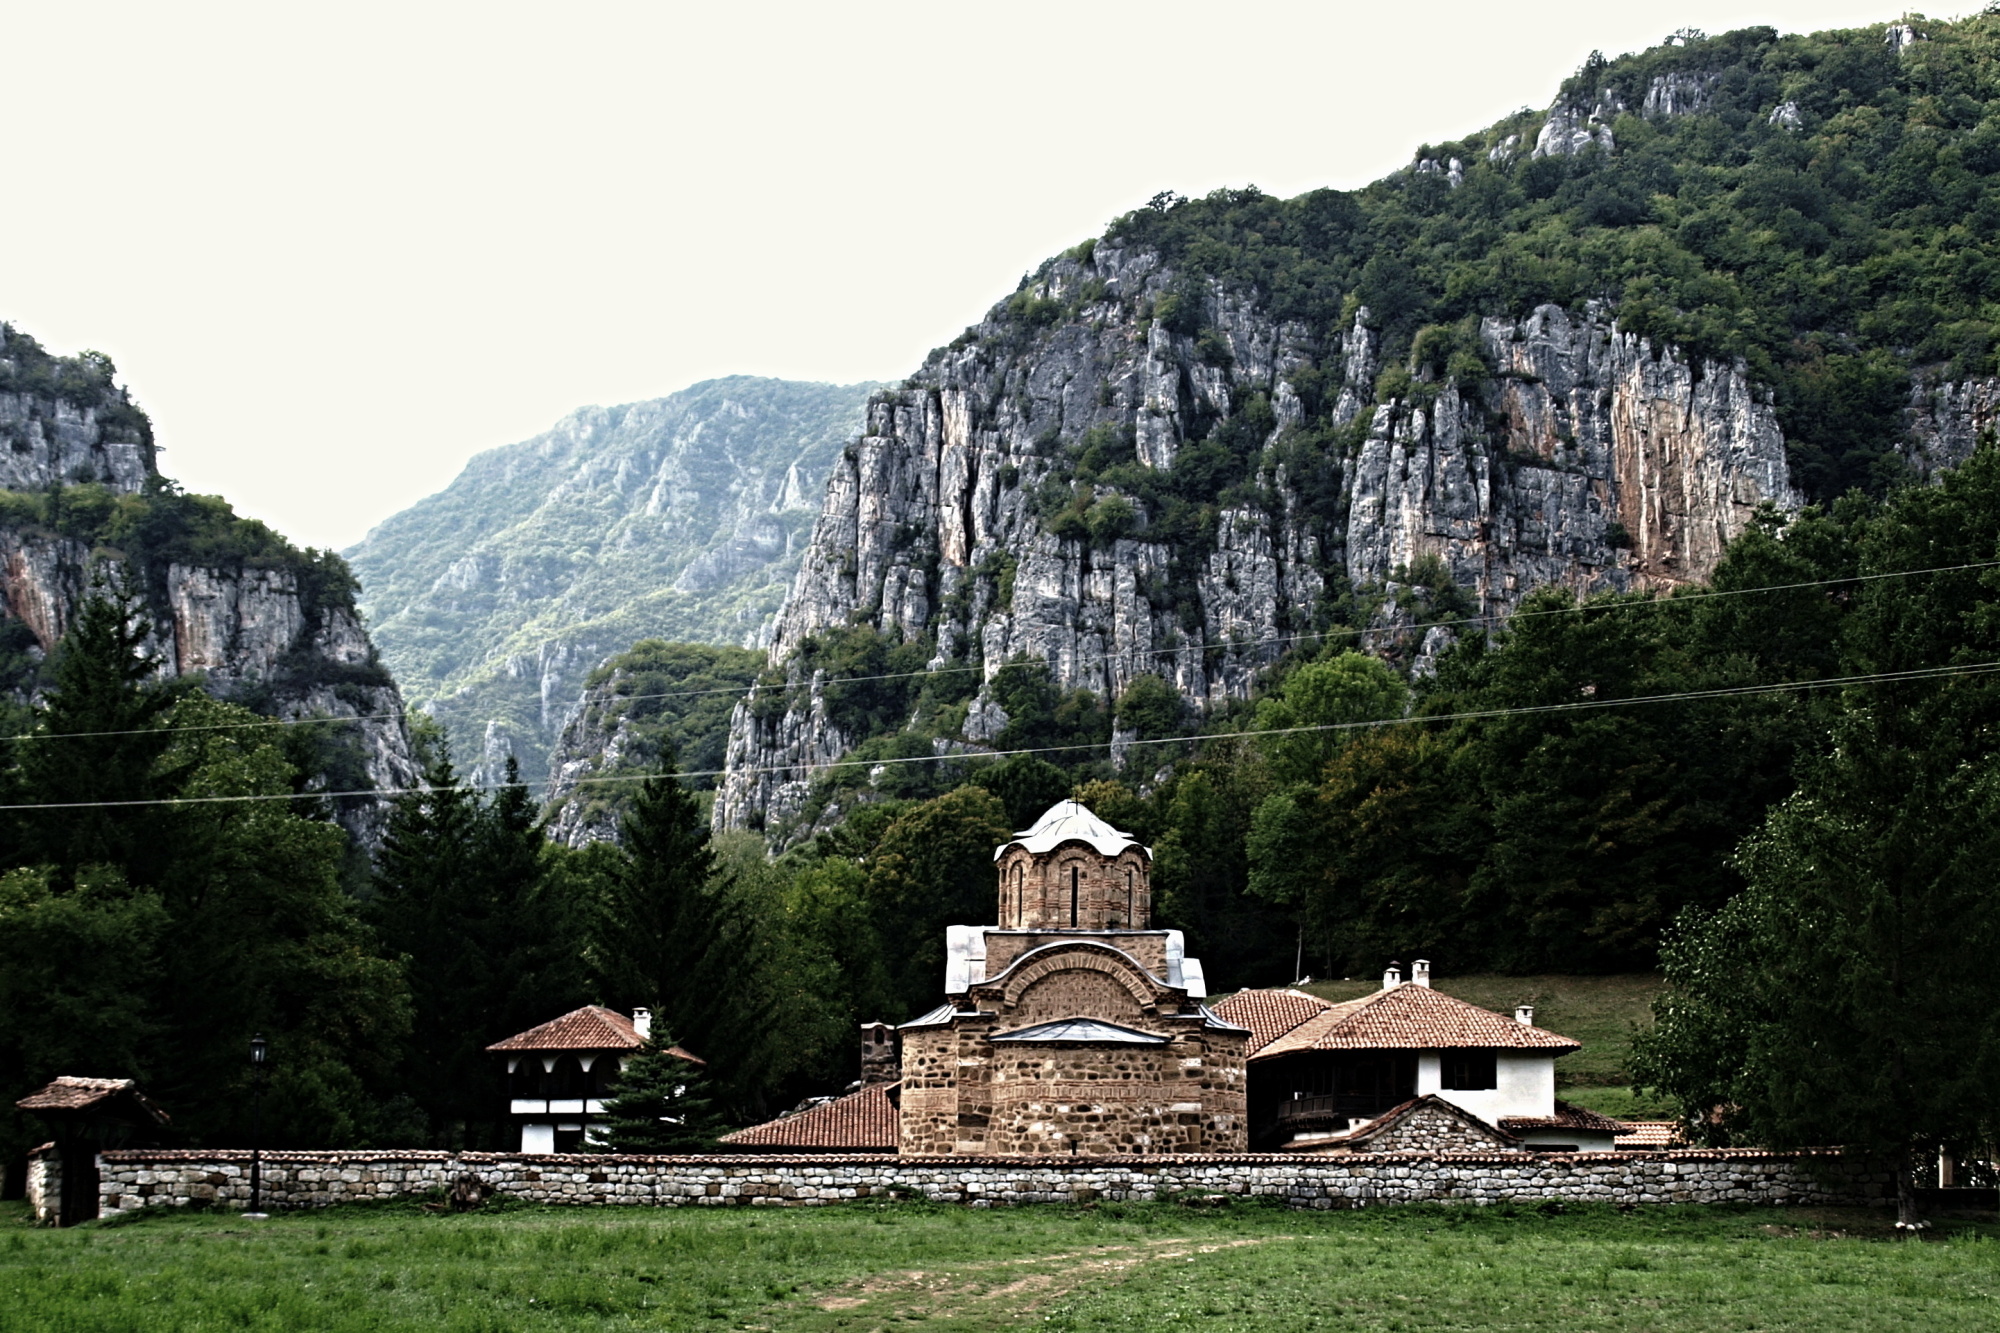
(485, 1005), (701, 1153)
(1209, 962), (1620, 1152)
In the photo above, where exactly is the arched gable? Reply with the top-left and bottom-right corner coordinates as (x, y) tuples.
(982, 941), (1172, 1016)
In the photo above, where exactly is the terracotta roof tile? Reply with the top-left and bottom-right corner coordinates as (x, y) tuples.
(1615, 1120), (1685, 1148)
(485, 1006), (704, 1058)
(720, 1083), (899, 1151)
(1207, 989), (1341, 1056)
(1253, 984), (1582, 1059)
(16, 1076), (169, 1124)
(1499, 1100), (1628, 1134)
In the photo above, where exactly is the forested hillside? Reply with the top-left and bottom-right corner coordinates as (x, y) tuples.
(346, 377), (874, 784)
(721, 17), (2000, 842)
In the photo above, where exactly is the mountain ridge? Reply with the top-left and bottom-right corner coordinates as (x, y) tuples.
(344, 375), (879, 783)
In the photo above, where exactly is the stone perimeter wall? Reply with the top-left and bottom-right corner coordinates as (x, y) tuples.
(83, 1148), (1885, 1219)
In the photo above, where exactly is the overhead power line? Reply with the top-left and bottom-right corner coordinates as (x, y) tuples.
(12, 556), (2000, 746)
(2, 656), (1995, 813)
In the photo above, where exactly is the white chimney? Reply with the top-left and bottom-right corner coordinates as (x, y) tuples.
(1515, 1004), (1534, 1026)
(1412, 959), (1431, 987)
(632, 1007), (653, 1040)
(1382, 961), (1402, 990)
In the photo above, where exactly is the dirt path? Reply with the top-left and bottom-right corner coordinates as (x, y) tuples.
(750, 1234), (1291, 1330)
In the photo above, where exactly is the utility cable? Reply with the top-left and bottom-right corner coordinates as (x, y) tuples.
(11, 556), (2000, 746)
(2, 656), (1996, 812)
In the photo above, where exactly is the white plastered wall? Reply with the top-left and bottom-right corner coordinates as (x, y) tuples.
(1419, 1052), (1555, 1125)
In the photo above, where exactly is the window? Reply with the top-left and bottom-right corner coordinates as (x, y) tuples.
(1070, 865), (1079, 926)
(1441, 1051), (1497, 1091)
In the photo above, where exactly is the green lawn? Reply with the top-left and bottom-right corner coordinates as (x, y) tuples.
(1280, 973), (1675, 1116)
(4, 1196), (1995, 1332)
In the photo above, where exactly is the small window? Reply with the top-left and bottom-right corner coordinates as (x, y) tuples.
(1441, 1051), (1497, 1091)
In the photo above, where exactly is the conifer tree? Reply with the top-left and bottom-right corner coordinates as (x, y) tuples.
(595, 751), (774, 1110)
(596, 1030), (727, 1153)
(13, 578), (188, 882)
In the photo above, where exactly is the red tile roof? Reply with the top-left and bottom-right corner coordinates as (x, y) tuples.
(1207, 989), (1341, 1056)
(1225, 984), (1581, 1060)
(16, 1076), (169, 1124)
(1499, 1100), (1628, 1135)
(485, 1006), (702, 1062)
(719, 1083), (899, 1151)
(1615, 1120), (1686, 1149)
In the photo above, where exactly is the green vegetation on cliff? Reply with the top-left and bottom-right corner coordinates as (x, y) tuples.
(1107, 16), (2000, 499)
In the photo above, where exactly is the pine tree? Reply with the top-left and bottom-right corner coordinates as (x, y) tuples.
(594, 751), (775, 1107)
(13, 578), (188, 882)
(596, 1031), (728, 1153)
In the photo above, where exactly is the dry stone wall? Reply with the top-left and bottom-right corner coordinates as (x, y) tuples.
(85, 1148), (1886, 1218)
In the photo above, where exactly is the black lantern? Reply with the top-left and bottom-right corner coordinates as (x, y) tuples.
(246, 1033), (269, 1218)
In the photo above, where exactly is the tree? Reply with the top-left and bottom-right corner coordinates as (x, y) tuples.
(595, 751), (774, 1110)
(146, 694), (410, 1148)
(1252, 651), (1407, 787)
(1636, 438), (2000, 1226)
(371, 751), (587, 1147)
(864, 784), (1012, 1017)
(1633, 734), (2000, 1227)
(596, 1031), (728, 1153)
(11, 580), (188, 882)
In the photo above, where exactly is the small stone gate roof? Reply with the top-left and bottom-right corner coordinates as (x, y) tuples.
(719, 1082), (899, 1151)
(16, 1076), (169, 1126)
(994, 800), (1149, 861)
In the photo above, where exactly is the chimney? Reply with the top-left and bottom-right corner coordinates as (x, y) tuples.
(632, 1007), (653, 1040)
(1515, 1004), (1534, 1026)
(1382, 961), (1402, 990)
(859, 1021), (897, 1086)
(1412, 959), (1431, 987)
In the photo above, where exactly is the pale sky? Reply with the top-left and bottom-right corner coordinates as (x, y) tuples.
(3, 1), (1923, 550)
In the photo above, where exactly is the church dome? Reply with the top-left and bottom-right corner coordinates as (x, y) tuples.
(993, 799), (1148, 861)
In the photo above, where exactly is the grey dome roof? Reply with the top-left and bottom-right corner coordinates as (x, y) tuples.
(993, 799), (1148, 861)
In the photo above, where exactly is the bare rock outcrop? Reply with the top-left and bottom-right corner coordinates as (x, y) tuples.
(710, 238), (1810, 834)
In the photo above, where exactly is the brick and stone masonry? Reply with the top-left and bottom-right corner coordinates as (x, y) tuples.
(59, 1147), (1887, 1219)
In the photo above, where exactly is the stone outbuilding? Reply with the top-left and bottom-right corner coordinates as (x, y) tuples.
(895, 800), (1250, 1154)
(486, 1005), (701, 1153)
(17, 1076), (170, 1226)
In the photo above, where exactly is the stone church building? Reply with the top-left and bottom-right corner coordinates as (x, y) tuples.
(891, 800), (1249, 1154)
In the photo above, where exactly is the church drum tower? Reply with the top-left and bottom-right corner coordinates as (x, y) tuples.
(895, 800), (1249, 1155)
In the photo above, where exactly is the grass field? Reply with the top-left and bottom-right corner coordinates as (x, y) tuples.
(5, 1196), (1995, 1332)
(1279, 973), (1673, 1117)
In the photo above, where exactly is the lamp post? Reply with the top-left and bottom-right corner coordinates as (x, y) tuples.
(247, 1033), (269, 1218)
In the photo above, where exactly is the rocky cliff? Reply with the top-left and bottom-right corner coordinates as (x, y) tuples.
(715, 17), (2000, 836)
(713, 247), (1810, 832)
(345, 377), (875, 784)
(0, 326), (418, 842)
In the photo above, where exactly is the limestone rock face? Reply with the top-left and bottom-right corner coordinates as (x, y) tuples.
(1902, 374), (2000, 480)
(712, 240), (1811, 834)
(0, 528), (418, 845)
(0, 334), (416, 846)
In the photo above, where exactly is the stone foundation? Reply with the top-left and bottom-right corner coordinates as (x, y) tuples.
(84, 1148), (1885, 1219)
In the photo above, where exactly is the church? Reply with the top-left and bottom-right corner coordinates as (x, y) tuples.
(729, 799), (1252, 1154)
(723, 797), (1614, 1157)
(895, 799), (1250, 1154)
